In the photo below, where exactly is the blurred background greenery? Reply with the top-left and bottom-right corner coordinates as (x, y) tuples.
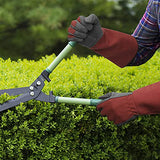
(0, 0), (148, 60)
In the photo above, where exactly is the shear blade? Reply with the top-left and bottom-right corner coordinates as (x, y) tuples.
(0, 87), (29, 96)
(0, 93), (33, 112)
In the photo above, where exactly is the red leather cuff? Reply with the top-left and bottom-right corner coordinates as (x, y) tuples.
(91, 28), (138, 68)
(133, 81), (160, 115)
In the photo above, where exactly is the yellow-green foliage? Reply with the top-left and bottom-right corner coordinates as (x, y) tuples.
(0, 52), (160, 159)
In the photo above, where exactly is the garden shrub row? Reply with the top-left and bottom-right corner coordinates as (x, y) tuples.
(0, 52), (160, 159)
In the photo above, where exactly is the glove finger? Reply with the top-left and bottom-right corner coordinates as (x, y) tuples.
(96, 102), (103, 111)
(78, 16), (93, 31)
(97, 106), (102, 112)
(100, 109), (108, 117)
(84, 14), (99, 25)
(71, 20), (88, 33)
(68, 36), (83, 43)
(98, 92), (114, 99)
(68, 26), (87, 39)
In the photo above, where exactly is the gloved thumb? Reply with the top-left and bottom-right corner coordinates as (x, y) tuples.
(99, 92), (113, 99)
(99, 92), (132, 99)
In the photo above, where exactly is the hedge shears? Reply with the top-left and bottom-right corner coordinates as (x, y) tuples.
(0, 41), (103, 112)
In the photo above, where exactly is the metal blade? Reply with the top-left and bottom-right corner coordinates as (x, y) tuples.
(0, 93), (33, 112)
(0, 87), (29, 96)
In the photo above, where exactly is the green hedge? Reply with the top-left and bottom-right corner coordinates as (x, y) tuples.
(0, 52), (160, 160)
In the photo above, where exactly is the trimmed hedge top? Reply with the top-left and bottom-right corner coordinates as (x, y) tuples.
(0, 52), (160, 159)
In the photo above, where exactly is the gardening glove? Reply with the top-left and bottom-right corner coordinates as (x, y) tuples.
(68, 14), (138, 67)
(68, 14), (103, 48)
(97, 81), (160, 125)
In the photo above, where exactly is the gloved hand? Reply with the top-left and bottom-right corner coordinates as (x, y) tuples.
(68, 14), (138, 67)
(97, 92), (137, 125)
(68, 14), (103, 48)
(97, 81), (160, 125)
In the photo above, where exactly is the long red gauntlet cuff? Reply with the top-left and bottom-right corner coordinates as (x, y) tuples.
(91, 28), (138, 68)
(133, 81), (160, 115)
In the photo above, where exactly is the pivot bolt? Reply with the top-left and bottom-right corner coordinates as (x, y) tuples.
(30, 91), (35, 96)
(29, 86), (34, 91)
(37, 81), (41, 86)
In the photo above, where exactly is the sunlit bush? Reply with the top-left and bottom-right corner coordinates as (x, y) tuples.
(0, 52), (160, 159)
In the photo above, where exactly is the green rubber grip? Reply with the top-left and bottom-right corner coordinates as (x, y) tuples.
(69, 41), (77, 47)
(55, 96), (102, 106)
(90, 99), (103, 106)
(46, 41), (76, 73)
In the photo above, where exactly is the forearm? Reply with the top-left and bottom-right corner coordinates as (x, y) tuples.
(127, 45), (158, 66)
(92, 0), (160, 67)
(128, 0), (160, 66)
